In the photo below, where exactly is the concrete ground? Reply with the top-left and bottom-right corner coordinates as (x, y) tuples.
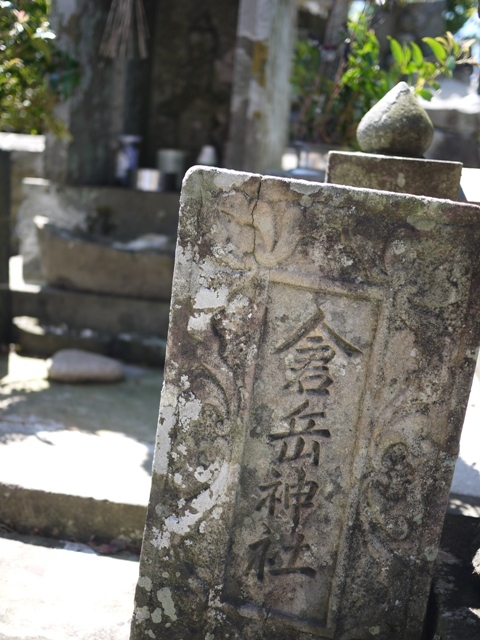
(0, 533), (138, 640)
(0, 353), (162, 639)
(0, 352), (162, 543)
(0, 352), (161, 501)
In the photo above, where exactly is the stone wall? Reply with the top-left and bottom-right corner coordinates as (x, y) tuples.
(0, 134), (45, 254)
(143, 0), (239, 169)
(47, 0), (136, 185)
(47, 0), (239, 185)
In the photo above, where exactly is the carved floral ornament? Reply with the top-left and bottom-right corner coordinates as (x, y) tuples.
(215, 184), (405, 282)
(217, 190), (304, 269)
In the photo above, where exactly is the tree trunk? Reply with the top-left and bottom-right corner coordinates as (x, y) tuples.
(225, 0), (298, 173)
(324, 0), (351, 46)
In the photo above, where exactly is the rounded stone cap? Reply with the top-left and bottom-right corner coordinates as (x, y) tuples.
(356, 82), (434, 157)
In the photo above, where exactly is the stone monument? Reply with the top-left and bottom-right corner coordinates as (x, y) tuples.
(326, 82), (463, 200)
(130, 159), (480, 639)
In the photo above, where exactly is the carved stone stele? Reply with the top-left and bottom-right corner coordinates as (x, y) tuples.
(130, 167), (480, 640)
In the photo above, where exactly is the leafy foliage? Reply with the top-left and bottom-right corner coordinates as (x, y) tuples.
(388, 30), (477, 100)
(0, 0), (79, 135)
(363, 0), (476, 33)
(292, 14), (479, 147)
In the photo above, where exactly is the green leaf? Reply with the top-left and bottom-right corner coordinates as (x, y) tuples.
(411, 42), (424, 66)
(31, 36), (51, 62)
(404, 61), (417, 75)
(423, 61), (437, 76)
(417, 89), (433, 101)
(422, 37), (447, 62)
(388, 37), (404, 66)
(446, 55), (456, 72)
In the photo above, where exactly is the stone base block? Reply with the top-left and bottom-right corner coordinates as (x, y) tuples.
(11, 287), (170, 338)
(12, 316), (167, 367)
(326, 150), (462, 199)
(35, 217), (175, 301)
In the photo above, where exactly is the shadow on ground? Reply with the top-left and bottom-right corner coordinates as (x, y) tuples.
(0, 353), (161, 476)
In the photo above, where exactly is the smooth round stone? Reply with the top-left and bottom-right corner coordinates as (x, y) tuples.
(47, 349), (125, 383)
(356, 82), (434, 157)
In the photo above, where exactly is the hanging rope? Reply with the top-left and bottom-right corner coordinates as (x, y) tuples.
(99, 0), (149, 60)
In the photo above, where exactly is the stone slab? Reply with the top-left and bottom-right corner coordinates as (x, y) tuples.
(0, 485), (146, 545)
(326, 150), (462, 200)
(12, 315), (112, 358)
(11, 314), (168, 367)
(131, 167), (480, 640)
(0, 535), (138, 639)
(35, 217), (175, 301)
(9, 255), (171, 341)
(11, 286), (171, 338)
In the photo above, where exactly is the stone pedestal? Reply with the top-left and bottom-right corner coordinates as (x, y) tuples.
(326, 150), (462, 200)
(131, 167), (480, 640)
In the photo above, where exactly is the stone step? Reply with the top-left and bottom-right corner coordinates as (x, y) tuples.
(11, 286), (170, 338)
(0, 352), (162, 544)
(0, 532), (138, 640)
(10, 254), (171, 339)
(12, 315), (167, 367)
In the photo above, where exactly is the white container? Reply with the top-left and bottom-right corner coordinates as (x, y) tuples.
(197, 145), (217, 166)
(130, 168), (161, 191)
(157, 149), (186, 191)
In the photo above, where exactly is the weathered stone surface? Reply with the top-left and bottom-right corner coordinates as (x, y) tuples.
(131, 167), (480, 640)
(356, 82), (434, 157)
(35, 217), (175, 300)
(47, 349), (124, 383)
(326, 150), (462, 199)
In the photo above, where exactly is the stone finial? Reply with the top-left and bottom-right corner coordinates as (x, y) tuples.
(356, 82), (434, 157)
